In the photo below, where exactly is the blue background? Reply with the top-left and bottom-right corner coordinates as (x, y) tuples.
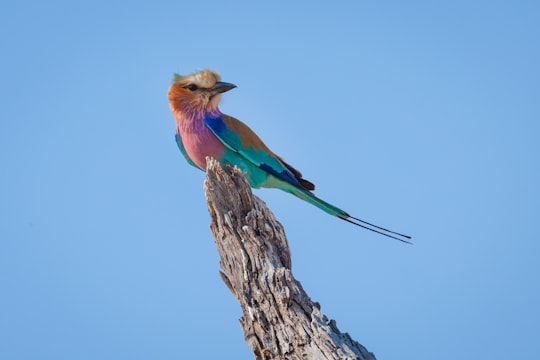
(1, 1), (539, 359)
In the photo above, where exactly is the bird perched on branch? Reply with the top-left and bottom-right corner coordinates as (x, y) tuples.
(168, 69), (411, 243)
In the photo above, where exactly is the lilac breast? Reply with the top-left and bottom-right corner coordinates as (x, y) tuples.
(177, 113), (225, 170)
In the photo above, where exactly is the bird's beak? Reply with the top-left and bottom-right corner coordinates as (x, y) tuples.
(211, 81), (237, 94)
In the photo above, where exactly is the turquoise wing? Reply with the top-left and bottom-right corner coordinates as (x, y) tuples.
(175, 133), (200, 170)
(204, 114), (309, 188)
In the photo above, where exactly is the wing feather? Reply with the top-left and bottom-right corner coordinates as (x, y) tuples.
(204, 115), (314, 190)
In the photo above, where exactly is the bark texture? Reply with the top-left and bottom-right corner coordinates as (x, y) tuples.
(203, 158), (377, 360)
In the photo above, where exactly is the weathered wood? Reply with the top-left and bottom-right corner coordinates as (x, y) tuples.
(203, 158), (377, 360)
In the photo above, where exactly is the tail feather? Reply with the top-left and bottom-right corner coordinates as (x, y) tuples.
(284, 185), (412, 244)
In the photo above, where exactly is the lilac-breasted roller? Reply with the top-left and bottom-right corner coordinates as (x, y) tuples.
(168, 69), (411, 243)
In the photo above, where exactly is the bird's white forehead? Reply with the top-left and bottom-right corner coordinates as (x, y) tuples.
(172, 70), (221, 88)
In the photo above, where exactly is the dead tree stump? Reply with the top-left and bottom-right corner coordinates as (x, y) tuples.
(203, 158), (377, 360)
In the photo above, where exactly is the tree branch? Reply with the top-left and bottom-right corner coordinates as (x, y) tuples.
(203, 158), (377, 360)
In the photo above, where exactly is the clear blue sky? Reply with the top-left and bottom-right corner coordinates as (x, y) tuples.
(1, 1), (539, 359)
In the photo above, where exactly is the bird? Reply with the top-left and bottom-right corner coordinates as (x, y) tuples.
(168, 69), (411, 243)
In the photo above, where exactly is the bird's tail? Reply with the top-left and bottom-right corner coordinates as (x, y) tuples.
(283, 184), (412, 244)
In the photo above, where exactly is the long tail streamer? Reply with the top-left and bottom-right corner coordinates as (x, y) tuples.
(340, 215), (412, 244)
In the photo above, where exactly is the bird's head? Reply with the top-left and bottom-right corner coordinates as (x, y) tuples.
(168, 69), (236, 115)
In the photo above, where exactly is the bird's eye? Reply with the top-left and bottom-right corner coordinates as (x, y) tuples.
(186, 84), (198, 91)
